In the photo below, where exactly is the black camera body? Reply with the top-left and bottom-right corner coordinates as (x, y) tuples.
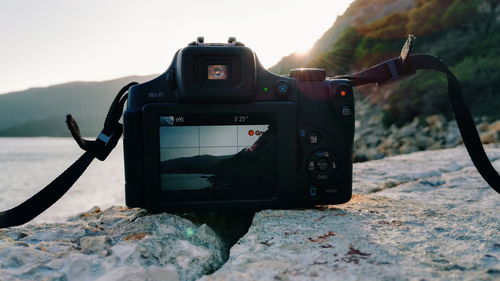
(123, 38), (354, 212)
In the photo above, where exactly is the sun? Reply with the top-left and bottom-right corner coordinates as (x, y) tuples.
(295, 48), (311, 57)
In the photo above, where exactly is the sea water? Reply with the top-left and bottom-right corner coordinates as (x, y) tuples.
(0, 138), (124, 224)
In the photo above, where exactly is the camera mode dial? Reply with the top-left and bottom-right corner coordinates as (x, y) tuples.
(290, 68), (326, 82)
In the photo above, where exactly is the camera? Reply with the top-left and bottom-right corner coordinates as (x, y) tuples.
(0, 35), (494, 230)
(123, 37), (355, 212)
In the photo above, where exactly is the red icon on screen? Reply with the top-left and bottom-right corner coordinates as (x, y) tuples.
(248, 130), (264, 136)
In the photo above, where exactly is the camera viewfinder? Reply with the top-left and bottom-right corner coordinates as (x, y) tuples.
(207, 64), (228, 80)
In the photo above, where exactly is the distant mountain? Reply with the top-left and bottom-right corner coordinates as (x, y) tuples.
(0, 75), (157, 137)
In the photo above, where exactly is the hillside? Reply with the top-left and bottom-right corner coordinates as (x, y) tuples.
(0, 75), (156, 137)
(271, 0), (500, 126)
(269, 0), (415, 75)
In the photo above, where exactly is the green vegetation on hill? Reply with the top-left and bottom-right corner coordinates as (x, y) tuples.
(271, 0), (500, 127)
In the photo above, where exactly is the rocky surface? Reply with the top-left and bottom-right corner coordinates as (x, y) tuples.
(0, 207), (229, 281)
(1, 146), (499, 281)
(353, 94), (500, 162)
(201, 146), (500, 281)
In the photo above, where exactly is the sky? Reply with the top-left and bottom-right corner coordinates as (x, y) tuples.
(0, 0), (353, 94)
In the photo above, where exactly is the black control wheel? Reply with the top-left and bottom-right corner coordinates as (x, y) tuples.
(306, 150), (337, 181)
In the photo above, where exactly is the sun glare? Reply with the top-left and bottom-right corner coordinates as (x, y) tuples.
(295, 48), (311, 57)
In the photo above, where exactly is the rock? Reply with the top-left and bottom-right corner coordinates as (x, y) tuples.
(397, 123), (416, 138)
(481, 131), (500, 144)
(0, 206), (226, 281)
(490, 120), (500, 132)
(200, 146), (500, 281)
(2, 146), (499, 281)
(80, 235), (109, 255)
(365, 147), (385, 160)
(95, 265), (180, 281)
(398, 138), (418, 154)
(363, 133), (381, 147)
(445, 121), (462, 147)
(481, 121), (500, 144)
(478, 122), (490, 132)
(426, 114), (445, 130)
(353, 100), (499, 162)
(415, 134), (435, 149)
(379, 136), (396, 149)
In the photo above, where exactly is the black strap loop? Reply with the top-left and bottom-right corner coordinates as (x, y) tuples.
(0, 83), (137, 228)
(337, 36), (499, 194)
(406, 55), (499, 194)
(66, 82), (138, 161)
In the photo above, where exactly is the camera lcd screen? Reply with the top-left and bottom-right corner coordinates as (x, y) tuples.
(159, 114), (276, 197)
(207, 64), (228, 80)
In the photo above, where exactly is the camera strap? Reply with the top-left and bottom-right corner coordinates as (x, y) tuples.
(0, 82), (138, 228)
(336, 35), (500, 194)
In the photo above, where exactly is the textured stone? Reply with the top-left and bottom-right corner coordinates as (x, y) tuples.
(353, 93), (499, 161)
(490, 120), (500, 132)
(445, 121), (461, 146)
(426, 114), (446, 130)
(481, 131), (500, 144)
(1, 146), (499, 281)
(200, 146), (500, 281)
(0, 206), (226, 281)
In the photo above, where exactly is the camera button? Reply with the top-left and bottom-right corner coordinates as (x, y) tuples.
(336, 86), (351, 97)
(317, 174), (329, 181)
(308, 132), (321, 145)
(307, 161), (316, 172)
(315, 150), (329, 158)
(309, 186), (318, 198)
(274, 81), (289, 98)
(299, 129), (306, 137)
(340, 105), (353, 117)
(317, 158), (330, 172)
(323, 185), (338, 198)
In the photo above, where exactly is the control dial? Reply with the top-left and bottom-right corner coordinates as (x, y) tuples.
(306, 150), (337, 182)
(289, 68), (326, 82)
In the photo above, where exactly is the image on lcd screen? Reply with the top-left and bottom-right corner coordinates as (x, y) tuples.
(207, 64), (228, 80)
(159, 115), (276, 193)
